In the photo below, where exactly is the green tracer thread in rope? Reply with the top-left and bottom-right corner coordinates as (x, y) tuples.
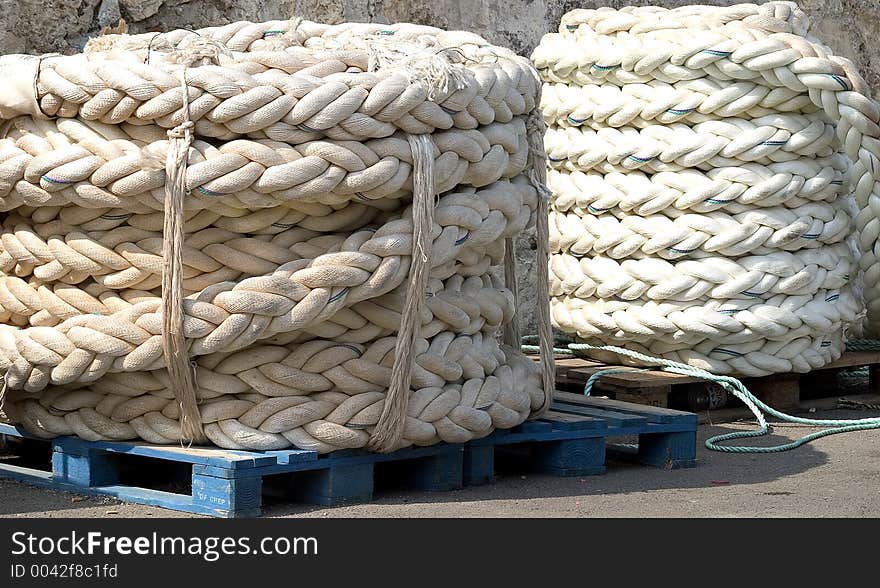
(522, 335), (880, 453)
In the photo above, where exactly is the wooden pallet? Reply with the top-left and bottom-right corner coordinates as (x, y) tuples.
(0, 397), (696, 517)
(551, 351), (880, 411)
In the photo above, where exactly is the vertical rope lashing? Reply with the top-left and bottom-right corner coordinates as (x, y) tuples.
(367, 133), (437, 452)
(159, 38), (231, 445)
(502, 237), (521, 348)
(527, 110), (555, 417)
(162, 68), (204, 445)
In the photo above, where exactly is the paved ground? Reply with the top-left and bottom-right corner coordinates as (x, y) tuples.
(2, 407), (879, 518)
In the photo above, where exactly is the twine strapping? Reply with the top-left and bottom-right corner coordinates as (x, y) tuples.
(527, 110), (555, 417)
(159, 39), (235, 446)
(502, 237), (521, 348)
(162, 67), (205, 446)
(367, 133), (437, 452)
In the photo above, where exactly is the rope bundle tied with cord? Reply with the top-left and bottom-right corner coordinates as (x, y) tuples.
(0, 18), (555, 453)
(532, 1), (880, 377)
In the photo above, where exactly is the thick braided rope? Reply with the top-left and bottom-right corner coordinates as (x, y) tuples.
(533, 2), (874, 376)
(0, 19), (554, 452)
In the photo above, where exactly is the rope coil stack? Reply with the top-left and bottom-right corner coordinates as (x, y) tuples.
(532, 1), (880, 376)
(0, 18), (555, 452)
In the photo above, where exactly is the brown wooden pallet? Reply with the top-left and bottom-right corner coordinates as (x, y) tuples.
(542, 351), (880, 411)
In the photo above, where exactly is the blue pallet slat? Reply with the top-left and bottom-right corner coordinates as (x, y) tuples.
(550, 402), (648, 429)
(514, 420), (555, 434)
(52, 434), (280, 469)
(553, 392), (697, 424)
(262, 449), (319, 466)
(0, 394), (697, 517)
(541, 410), (606, 430)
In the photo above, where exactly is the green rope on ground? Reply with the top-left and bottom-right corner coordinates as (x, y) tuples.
(845, 339), (880, 352)
(569, 344), (880, 453)
(523, 336), (880, 453)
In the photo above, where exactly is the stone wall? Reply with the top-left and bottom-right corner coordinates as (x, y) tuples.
(1, 0), (876, 332)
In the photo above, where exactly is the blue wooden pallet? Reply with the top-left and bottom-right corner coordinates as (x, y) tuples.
(464, 392), (697, 483)
(0, 394), (696, 517)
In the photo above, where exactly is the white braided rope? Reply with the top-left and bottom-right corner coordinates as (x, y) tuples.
(534, 2), (875, 376)
(0, 18), (554, 452)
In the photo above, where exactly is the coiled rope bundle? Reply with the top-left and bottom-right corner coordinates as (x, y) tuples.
(0, 18), (555, 452)
(532, 1), (880, 376)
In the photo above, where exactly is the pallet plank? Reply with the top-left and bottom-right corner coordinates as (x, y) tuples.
(553, 392), (697, 424)
(540, 410), (605, 430)
(550, 401), (648, 428)
(0, 394), (698, 517)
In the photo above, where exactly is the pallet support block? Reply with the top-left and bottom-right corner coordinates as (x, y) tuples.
(405, 450), (464, 492)
(637, 431), (697, 469)
(52, 445), (119, 487)
(747, 376), (799, 409)
(531, 437), (606, 476)
(191, 471), (262, 517)
(289, 463), (374, 506)
(463, 445), (495, 485)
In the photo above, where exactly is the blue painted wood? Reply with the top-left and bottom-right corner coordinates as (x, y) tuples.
(531, 437), (607, 476)
(637, 431), (698, 469)
(0, 422), (47, 441)
(551, 402), (648, 428)
(515, 420), (555, 434)
(192, 472), (262, 517)
(51, 435), (284, 469)
(541, 410), (606, 430)
(52, 447), (119, 487)
(463, 445), (495, 485)
(0, 462), (54, 485)
(0, 395), (697, 517)
(553, 392), (697, 424)
(405, 449), (464, 492)
(289, 463), (374, 506)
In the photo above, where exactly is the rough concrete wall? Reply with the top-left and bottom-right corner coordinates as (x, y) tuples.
(1, 0), (877, 332)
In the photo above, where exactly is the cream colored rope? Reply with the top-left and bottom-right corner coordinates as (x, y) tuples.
(534, 1), (875, 376)
(0, 18), (554, 453)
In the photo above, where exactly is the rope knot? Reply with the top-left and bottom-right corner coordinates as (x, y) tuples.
(167, 120), (194, 140)
(168, 37), (231, 67)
